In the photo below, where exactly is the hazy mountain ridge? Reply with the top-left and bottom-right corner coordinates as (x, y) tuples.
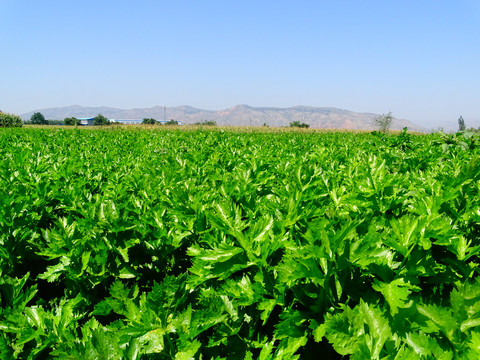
(20, 105), (424, 131)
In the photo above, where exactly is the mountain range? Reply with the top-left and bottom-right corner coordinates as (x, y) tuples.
(20, 104), (424, 131)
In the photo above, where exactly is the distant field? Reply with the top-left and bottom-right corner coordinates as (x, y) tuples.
(1, 127), (479, 358)
(23, 123), (368, 131)
(23, 123), (407, 134)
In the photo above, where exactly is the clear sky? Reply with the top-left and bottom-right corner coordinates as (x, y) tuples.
(1, 0), (479, 129)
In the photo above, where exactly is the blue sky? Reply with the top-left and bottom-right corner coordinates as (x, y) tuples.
(1, 0), (479, 129)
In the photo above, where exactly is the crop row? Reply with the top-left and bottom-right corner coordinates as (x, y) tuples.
(1, 127), (480, 359)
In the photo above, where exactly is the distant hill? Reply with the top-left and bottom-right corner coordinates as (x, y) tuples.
(20, 104), (424, 131)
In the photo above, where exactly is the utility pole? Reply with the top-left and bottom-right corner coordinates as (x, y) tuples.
(164, 106), (166, 122)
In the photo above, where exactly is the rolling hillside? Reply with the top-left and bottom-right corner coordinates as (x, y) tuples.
(21, 104), (424, 131)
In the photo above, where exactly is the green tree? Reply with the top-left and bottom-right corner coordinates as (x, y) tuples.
(194, 120), (217, 126)
(0, 111), (23, 127)
(93, 114), (110, 126)
(290, 121), (310, 128)
(142, 118), (157, 125)
(30, 112), (48, 125)
(374, 112), (394, 133)
(47, 120), (63, 125)
(458, 116), (465, 131)
(64, 117), (80, 126)
(164, 119), (178, 125)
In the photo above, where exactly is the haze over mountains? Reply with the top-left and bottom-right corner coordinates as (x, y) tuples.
(21, 105), (424, 131)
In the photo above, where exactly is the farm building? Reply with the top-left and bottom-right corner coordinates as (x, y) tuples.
(110, 119), (143, 124)
(77, 118), (143, 125)
(78, 117), (95, 125)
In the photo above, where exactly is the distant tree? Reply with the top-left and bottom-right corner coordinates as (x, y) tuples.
(0, 111), (23, 127)
(93, 114), (110, 126)
(164, 119), (178, 125)
(30, 112), (48, 125)
(467, 127), (480, 133)
(47, 120), (63, 125)
(142, 118), (157, 125)
(458, 116), (466, 131)
(374, 112), (394, 133)
(194, 120), (217, 126)
(290, 121), (310, 128)
(64, 117), (80, 126)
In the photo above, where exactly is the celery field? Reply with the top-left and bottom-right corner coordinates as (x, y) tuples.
(2, 127), (480, 359)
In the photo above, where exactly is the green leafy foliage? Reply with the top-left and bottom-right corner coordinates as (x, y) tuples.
(1, 127), (480, 358)
(63, 117), (80, 126)
(0, 111), (23, 127)
(142, 118), (157, 125)
(30, 112), (48, 125)
(193, 120), (217, 126)
(93, 114), (110, 126)
(289, 121), (310, 128)
(374, 112), (394, 132)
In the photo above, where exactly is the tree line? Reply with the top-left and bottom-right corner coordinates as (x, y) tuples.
(24, 112), (180, 126)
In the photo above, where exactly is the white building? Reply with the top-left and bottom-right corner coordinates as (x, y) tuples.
(110, 119), (143, 124)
